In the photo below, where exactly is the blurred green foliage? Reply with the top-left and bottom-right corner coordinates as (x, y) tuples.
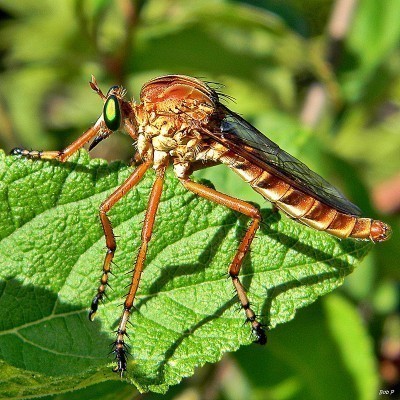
(0, 0), (399, 399)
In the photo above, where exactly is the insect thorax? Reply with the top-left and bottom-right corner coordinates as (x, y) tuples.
(135, 102), (218, 177)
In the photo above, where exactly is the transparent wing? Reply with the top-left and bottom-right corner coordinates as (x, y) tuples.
(208, 105), (362, 216)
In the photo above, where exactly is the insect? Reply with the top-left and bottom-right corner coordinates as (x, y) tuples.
(11, 75), (391, 376)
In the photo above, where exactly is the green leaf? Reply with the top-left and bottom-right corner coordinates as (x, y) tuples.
(39, 379), (138, 400)
(0, 150), (372, 396)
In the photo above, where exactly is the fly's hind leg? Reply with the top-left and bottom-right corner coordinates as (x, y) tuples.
(89, 161), (151, 321)
(179, 178), (267, 345)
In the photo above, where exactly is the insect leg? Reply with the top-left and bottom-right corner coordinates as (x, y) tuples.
(11, 117), (103, 162)
(179, 178), (266, 345)
(113, 166), (166, 376)
(89, 161), (151, 321)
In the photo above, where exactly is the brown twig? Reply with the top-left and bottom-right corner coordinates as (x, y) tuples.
(300, 0), (358, 128)
(104, 0), (145, 84)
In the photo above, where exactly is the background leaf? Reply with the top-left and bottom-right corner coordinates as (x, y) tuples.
(232, 294), (378, 400)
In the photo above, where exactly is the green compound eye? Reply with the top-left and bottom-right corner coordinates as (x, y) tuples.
(103, 95), (121, 131)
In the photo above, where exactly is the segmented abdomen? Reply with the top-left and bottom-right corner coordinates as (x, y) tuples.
(219, 153), (390, 242)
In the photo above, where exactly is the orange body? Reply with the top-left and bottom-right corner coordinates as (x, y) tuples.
(137, 75), (391, 243)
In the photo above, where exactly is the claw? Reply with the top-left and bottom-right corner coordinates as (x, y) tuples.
(89, 295), (100, 321)
(252, 324), (267, 345)
(10, 147), (25, 156)
(112, 343), (128, 377)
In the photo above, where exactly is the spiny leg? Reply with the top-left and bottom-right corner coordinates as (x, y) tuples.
(11, 117), (103, 161)
(89, 161), (151, 321)
(179, 178), (266, 345)
(114, 166), (166, 376)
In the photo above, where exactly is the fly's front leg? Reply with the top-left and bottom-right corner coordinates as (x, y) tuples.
(114, 166), (166, 376)
(180, 178), (267, 345)
(11, 117), (103, 162)
(89, 161), (151, 321)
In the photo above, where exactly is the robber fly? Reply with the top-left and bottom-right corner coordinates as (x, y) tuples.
(11, 75), (391, 375)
